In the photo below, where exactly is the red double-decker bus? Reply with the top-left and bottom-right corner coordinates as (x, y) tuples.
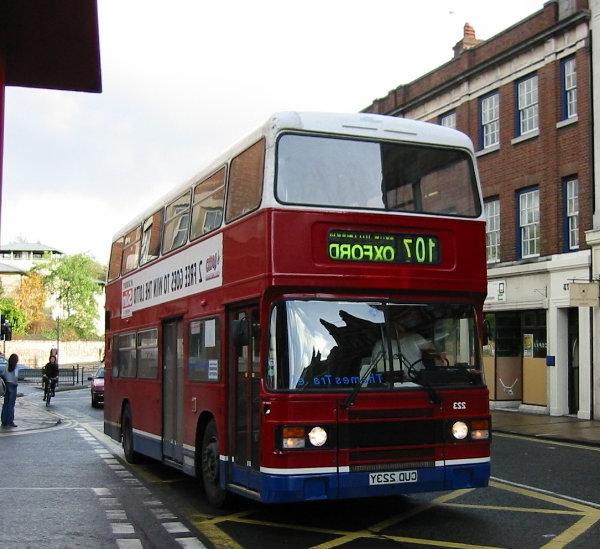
(104, 112), (490, 506)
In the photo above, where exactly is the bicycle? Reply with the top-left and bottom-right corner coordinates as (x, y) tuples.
(42, 376), (57, 407)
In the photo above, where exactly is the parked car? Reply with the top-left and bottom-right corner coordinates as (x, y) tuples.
(0, 355), (6, 379)
(88, 367), (104, 408)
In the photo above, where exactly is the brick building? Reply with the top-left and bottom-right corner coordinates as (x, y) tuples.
(364, 0), (599, 419)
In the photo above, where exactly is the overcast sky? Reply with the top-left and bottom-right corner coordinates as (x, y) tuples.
(2, 0), (544, 264)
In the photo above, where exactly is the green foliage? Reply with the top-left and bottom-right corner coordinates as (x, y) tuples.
(35, 254), (106, 340)
(0, 297), (27, 336)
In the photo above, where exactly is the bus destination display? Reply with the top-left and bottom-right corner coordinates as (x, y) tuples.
(328, 230), (440, 265)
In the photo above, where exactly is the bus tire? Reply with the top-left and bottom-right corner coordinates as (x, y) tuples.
(122, 405), (143, 464)
(201, 419), (230, 508)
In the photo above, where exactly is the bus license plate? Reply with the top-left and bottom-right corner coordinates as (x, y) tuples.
(369, 470), (418, 485)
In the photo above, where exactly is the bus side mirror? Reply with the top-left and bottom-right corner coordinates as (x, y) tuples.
(232, 318), (249, 347)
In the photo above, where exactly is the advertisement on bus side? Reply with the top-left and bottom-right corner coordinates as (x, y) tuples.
(121, 233), (223, 318)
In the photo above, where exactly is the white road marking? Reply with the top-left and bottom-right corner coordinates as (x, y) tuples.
(176, 538), (208, 548)
(116, 539), (143, 548)
(111, 523), (135, 535)
(106, 510), (127, 520)
(163, 522), (190, 534)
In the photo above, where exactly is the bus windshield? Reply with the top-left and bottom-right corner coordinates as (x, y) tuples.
(267, 300), (482, 392)
(276, 134), (480, 217)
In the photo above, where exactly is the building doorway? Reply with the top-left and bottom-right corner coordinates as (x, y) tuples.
(567, 308), (579, 415)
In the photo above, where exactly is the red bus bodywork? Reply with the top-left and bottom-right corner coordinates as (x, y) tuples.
(105, 208), (489, 503)
(105, 112), (490, 505)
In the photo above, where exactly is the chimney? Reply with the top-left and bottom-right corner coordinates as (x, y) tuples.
(453, 23), (483, 57)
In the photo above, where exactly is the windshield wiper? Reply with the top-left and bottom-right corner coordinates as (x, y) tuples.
(342, 350), (383, 409)
(411, 368), (442, 406)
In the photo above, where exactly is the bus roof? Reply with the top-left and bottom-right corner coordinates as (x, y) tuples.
(112, 112), (476, 241)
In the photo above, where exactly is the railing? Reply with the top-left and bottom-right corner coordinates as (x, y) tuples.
(19, 362), (102, 386)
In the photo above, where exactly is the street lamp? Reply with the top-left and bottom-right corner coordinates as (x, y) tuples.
(55, 313), (60, 357)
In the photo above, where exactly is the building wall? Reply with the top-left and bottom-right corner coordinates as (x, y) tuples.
(2, 339), (104, 367)
(363, 0), (596, 418)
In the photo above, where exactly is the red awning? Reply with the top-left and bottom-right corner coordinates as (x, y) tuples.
(0, 0), (102, 92)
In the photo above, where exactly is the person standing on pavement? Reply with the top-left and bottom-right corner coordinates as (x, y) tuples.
(1, 353), (19, 428)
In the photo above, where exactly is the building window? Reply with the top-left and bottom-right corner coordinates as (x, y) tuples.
(517, 75), (538, 135)
(440, 111), (456, 129)
(484, 199), (500, 263)
(518, 188), (540, 258)
(562, 57), (577, 119)
(565, 177), (579, 250)
(480, 93), (499, 148)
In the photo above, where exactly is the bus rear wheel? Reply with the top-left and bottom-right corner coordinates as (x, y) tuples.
(122, 405), (143, 464)
(201, 420), (230, 508)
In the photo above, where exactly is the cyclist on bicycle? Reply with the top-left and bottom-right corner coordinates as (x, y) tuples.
(42, 355), (59, 398)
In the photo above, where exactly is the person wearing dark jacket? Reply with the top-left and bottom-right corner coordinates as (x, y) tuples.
(1, 354), (19, 427)
(42, 355), (59, 398)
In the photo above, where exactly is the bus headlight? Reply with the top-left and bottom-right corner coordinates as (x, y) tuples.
(451, 421), (469, 440)
(308, 426), (327, 447)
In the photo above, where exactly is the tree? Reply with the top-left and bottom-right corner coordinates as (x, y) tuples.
(14, 272), (47, 334)
(35, 254), (106, 340)
(0, 297), (27, 337)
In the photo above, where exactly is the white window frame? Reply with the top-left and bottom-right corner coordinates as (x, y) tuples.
(440, 112), (456, 129)
(519, 188), (540, 258)
(564, 58), (577, 119)
(481, 94), (499, 148)
(566, 178), (579, 250)
(484, 199), (501, 263)
(518, 76), (539, 135)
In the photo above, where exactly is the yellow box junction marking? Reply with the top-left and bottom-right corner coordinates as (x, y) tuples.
(182, 479), (600, 549)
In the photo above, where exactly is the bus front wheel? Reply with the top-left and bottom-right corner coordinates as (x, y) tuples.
(201, 420), (230, 508)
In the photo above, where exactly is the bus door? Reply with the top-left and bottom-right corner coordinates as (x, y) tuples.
(162, 318), (184, 463)
(229, 306), (261, 486)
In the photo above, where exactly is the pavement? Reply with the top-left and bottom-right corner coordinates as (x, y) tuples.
(2, 388), (600, 447)
(0, 384), (84, 434)
(491, 409), (600, 447)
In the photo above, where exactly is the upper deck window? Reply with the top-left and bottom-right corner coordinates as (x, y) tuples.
(162, 191), (191, 254)
(121, 226), (141, 275)
(140, 210), (163, 266)
(275, 134), (480, 217)
(225, 139), (265, 223)
(191, 168), (226, 240)
(108, 238), (124, 281)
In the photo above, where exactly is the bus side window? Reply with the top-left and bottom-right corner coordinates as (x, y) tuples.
(140, 210), (163, 265)
(188, 318), (220, 382)
(121, 225), (142, 275)
(162, 191), (191, 254)
(111, 335), (120, 378)
(190, 168), (226, 240)
(118, 333), (137, 378)
(225, 139), (265, 223)
(108, 238), (124, 281)
(137, 329), (158, 379)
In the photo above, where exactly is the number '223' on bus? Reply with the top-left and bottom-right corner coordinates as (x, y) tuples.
(104, 112), (491, 507)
